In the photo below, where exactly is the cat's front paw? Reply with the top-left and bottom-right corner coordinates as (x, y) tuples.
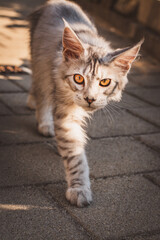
(66, 186), (92, 207)
(38, 124), (54, 137)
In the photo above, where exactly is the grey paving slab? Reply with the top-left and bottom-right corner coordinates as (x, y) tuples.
(0, 115), (48, 145)
(135, 133), (160, 151)
(87, 110), (159, 138)
(45, 176), (160, 240)
(86, 137), (160, 178)
(0, 187), (90, 240)
(1, 136), (159, 187)
(0, 78), (22, 93)
(0, 143), (64, 186)
(0, 92), (33, 115)
(0, 102), (12, 115)
(9, 75), (32, 92)
(144, 172), (160, 188)
(130, 74), (160, 87)
(129, 107), (160, 127)
(125, 234), (160, 240)
(125, 79), (139, 89)
(120, 92), (150, 109)
(126, 88), (160, 106)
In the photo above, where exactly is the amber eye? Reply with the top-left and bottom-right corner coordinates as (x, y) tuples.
(99, 78), (111, 87)
(73, 74), (84, 85)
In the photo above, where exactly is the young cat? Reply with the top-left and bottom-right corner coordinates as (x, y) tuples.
(27, 0), (143, 207)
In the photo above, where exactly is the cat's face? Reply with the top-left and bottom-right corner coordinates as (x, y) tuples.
(64, 59), (127, 111)
(62, 20), (143, 112)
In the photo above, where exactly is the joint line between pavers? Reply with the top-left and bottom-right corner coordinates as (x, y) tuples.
(143, 174), (160, 189)
(89, 130), (160, 140)
(41, 186), (100, 240)
(1, 169), (160, 190)
(133, 135), (160, 154)
(8, 79), (28, 92)
(126, 91), (159, 107)
(0, 98), (15, 114)
(127, 109), (160, 129)
(0, 180), (65, 190)
(92, 169), (160, 182)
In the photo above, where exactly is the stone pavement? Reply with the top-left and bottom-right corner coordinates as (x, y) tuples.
(0, 1), (160, 240)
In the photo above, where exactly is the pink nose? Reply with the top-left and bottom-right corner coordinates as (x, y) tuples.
(84, 97), (95, 104)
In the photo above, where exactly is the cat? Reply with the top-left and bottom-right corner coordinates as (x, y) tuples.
(27, 0), (143, 207)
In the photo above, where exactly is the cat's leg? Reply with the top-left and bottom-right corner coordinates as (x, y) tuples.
(54, 112), (92, 207)
(27, 94), (36, 110)
(27, 82), (54, 136)
(36, 102), (54, 137)
(27, 84), (36, 110)
(65, 151), (92, 207)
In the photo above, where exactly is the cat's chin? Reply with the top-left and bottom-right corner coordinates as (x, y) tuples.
(83, 106), (97, 112)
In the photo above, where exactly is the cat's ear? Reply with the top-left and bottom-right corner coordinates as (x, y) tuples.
(112, 39), (144, 74)
(62, 19), (84, 60)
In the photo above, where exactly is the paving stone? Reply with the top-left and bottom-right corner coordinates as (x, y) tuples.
(130, 74), (160, 87)
(0, 92), (33, 115)
(125, 80), (139, 89)
(129, 107), (160, 127)
(144, 172), (160, 188)
(126, 234), (160, 240)
(0, 187), (90, 240)
(120, 92), (150, 109)
(9, 75), (31, 91)
(86, 137), (160, 178)
(0, 143), (64, 186)
(0, 115), (48, 145)
(0, 102), (12, 115)
(0, 78), (22, 93)
(135, 133), (160, 151)
(126, 88), (160, 106)
(45, 176), (160, 240)
(88, 110), (158, 138)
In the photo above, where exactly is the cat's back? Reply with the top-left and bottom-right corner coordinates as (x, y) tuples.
(30, 0), (97, 40)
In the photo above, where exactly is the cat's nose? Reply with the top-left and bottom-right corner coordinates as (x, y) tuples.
(84, 97), (95, 105)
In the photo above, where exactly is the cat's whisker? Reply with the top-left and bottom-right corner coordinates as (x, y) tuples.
(108, 103), (124, 115)
(102, 107), (114, 126)
(107, 107), (120, 119)
(118, 100), (138, 110)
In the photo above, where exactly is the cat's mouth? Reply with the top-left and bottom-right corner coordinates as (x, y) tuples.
(83, 105), (97, 112)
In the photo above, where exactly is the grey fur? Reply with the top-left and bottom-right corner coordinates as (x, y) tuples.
(100, 46), (133, 64)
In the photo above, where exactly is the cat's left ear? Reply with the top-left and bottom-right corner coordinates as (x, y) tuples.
(112, 39), (144, 74)
(62, 19), (84, 60)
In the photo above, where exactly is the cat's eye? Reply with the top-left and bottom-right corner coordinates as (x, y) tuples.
(73, 74), (84, 85)
(99, 78), (111, 87)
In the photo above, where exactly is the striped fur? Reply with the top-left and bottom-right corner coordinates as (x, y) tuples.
(27, 0), (143, 207)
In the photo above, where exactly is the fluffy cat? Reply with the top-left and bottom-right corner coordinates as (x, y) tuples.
(27, 0), (143, 207)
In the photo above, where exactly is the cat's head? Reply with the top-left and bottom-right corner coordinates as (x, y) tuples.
(61, 20), (143, 112)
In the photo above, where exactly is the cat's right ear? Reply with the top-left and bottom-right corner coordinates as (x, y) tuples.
(62, 19), (84, 60)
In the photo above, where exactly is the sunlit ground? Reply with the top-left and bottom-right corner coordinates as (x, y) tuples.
(0, 4), (30, 65)
(0, 203), (53, 211)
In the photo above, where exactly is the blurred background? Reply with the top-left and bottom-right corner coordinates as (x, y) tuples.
(0, 0), (160, 65)
(75, 0), (160, 61)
